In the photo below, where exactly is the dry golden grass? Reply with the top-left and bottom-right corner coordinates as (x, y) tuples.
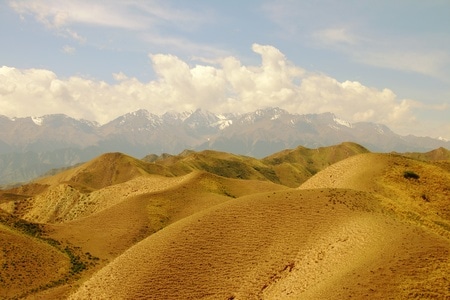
(0, 224), (70, 299)
(400, 147), (450, 161)
(0, 143), (365, 225)
(45, 171), (287, 260)
(69, 188), (450, 299)
(263, 141), (369, 187)
(143, 142), (369, 187)
(300, 152), (450, 237)
(1, 145), (449, 299)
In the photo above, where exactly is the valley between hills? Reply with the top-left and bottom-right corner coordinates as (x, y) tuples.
(0, 142), (449, 299)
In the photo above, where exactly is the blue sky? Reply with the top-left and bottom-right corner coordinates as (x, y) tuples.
(0, 0), (449, 139)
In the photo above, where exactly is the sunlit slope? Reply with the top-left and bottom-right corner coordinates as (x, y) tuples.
(36, 152), (171, 189)
(300, 153), (450, 235)
(69, 188), (450, 299)
(0, 166), (285, 299)
(4, 143), (366, 224)
(0, 153), (175, 223)
(1, 148), (299, 224)
(0, 211), (71, 299)
(20, 174), (189, 223)
(46, 171), (286, 260)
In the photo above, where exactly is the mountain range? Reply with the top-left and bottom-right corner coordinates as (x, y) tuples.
(1, 107), (449, 186)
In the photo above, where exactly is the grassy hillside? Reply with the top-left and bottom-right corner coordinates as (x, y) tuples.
(0, 142), (365, 224)
(143, 141), (369, 187)
(0, 210), (71, 299)
(70, 188), (450, 299)
(262, 141), (369, 186)
(0, 143), (448, 299)
(300, 153), (450, 237)
(398, 147), (450, 161)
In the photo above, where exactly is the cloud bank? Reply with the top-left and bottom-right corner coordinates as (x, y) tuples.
(0, 44), (442, 137)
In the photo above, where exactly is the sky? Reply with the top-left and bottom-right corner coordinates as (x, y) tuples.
(0, 0), (449, 139)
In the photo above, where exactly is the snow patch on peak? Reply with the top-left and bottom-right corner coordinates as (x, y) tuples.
(81, 119), (100, 127)
(130, 109), (150, 118)
(333, 117), (352, 128)
(375, 124), (385, 134)
(164, 110), (191, 122)
(31, 116), (44, 126)
(438, 136), (449, 142)
(215, 119), (233, 130)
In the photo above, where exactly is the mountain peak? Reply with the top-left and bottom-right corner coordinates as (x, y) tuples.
(126, 109), (151, 119)
(255, 107), (288, 117)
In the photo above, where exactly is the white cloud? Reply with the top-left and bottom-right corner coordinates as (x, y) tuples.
(8, 0), (211, 45)
(262, 1), (450, 81)
(62, 45), (75, 54)
(10, 0), (149, 30)
(355, 49), (450, 80)
(0, 44), (447, 138)
(309, 26), (450, 80)
(313, 27), (359, 45)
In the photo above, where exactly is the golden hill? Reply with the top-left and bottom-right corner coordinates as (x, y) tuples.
(69, 188), (450, 299)
(0, 143), (449, 299)
(0, 154), (286, 298)
(262, 141), (369, 186)
(143, 141), (369, 187)
(46, 171), (286, 260)
(300, 152), (450, 236)
(0, 142), (365, 223)
(36, 152), (171, 190)
(399, 146), (450, 161)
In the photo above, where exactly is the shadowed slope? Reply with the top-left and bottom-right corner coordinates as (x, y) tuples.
(0, 210), (71, 299)
(69, 188), (450, 299)
(262, 142), (369, 187)
(143, 142), (369, 187)
(145, 149), (275, 181)
(399, 147), (450, 161)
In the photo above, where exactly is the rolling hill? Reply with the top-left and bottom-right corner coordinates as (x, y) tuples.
(0, 143), (449, 299)
(69, 188), (450, 299)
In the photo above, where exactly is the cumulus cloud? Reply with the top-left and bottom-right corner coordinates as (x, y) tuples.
(0, 44), (445, 137)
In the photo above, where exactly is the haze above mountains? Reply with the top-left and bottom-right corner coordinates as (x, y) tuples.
(0, 142), (449, 299)
(1, 107), (449, 187)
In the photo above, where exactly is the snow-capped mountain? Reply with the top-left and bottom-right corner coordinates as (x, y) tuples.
(0, 114), (99, 152)
(0, 107), (449, 186)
